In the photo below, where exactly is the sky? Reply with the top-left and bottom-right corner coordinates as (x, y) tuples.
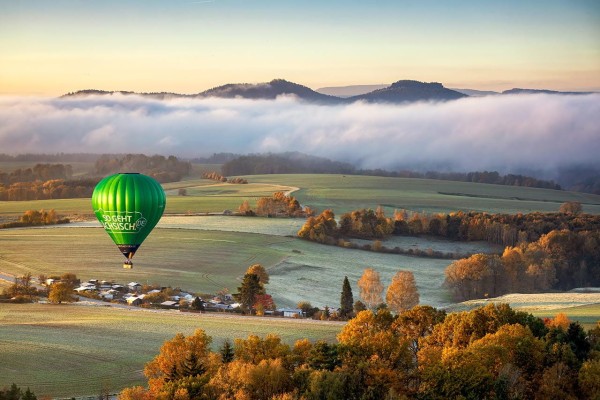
(1, 0), (599, 95)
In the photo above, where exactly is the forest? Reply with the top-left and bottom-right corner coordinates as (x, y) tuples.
(94, 154), (191, 182)
(115, 304), (600, 400)
(0, 155), (191, 201)
(298, 205), (600, 299)
(220, 153), (562, 190)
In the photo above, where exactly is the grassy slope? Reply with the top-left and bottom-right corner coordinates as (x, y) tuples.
(528, 304), (600, 330)
(0, 303), (342, 398)
(245, 174), (600, 215)
(3, 174), (599, 219)
(0, 227), (287, 294)
(0, 225), (459, 308)
(0, 181), (294, 218)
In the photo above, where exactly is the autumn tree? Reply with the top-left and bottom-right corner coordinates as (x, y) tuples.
(246, 264), (269, 285)
(232, 334), (290, 364)
(238, 200), (254, 216)
(394, 305), (446, 361)
(337, 309), (413, 397)
(578, 359), (600, 400)
(339, 276), (354, 319)
(386, 270), (419, 314)
(297, 209), (337, 244)
(48, 282), (75, 304)
(559, 201), (582, 215)
(143, 329), (215, 397)
(357, 268), (384, 310)
(444, 254), (495, 301)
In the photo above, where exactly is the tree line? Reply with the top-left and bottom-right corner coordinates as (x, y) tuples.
(0, 178), (97, 201)
(0, 152), (101, 162)
(297, 208), (461, 259)
(299, 205), (600, 249)
(219, 152), (562, 190)
(393, 203), (597, 247)
(0, 209), (70, 229)
(0, 384), (37, 400)
(0, 163), (73, 185)
(118, 303), (600, 400)
(298, 205), (600, 296)
(445, 228), (600, 301)
(298, 208), (393, 243)
(94, 154), (191, 183)
(202, 171), (248, 184)
(239, 192), (311, 218)
(0, 154), (192, 200)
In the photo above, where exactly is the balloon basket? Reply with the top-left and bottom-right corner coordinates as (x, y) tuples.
(123, 262), (133, 269)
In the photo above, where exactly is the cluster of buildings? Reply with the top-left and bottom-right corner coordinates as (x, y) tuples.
(68, 278), (305, 317)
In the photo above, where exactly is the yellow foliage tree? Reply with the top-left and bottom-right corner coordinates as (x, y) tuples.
(386, 270), (419, 314)
(246, 264), (269, 285)
(143, 329), (216, 395)
(48, 282), (75, 304)
(357, 268), (383, 309)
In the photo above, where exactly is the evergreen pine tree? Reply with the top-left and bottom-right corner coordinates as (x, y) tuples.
(340, 276), (354, 319)
(235, 273), (264, 313)
(220, 339), (235, 363)
(191, 296), (204, 311)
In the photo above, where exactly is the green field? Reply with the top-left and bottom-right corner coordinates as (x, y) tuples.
(3, 174), (599, 220)
(0, 224), (469, 308)
(0, 227), (287, 295)
(0, 303), (342, 398)
(528, 304), (600, 330)
(245, 174), (600, 215)
(0, 181), (294, 218)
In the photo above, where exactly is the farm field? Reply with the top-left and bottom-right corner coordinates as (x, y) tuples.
(244, 174), (600, 215)
(451, 293), (600, 329)
(0, 224), (467, 308)
(4, 174), (600, 220)
(0, 161), (95, 176)
(0, 181), (294, 219)
(528, 303), (600, 330)
(0, 303), (342, 398)
(0, 227), (286, 296)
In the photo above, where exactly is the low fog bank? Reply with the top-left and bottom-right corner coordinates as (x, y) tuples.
(1, 93), (598, 178)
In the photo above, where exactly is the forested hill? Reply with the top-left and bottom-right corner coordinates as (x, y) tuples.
(62, 79), (466, 104)
(62, 80), (596, 104)
(220, 153), (562, 190)
(199, 79), (342, 104)
(348, 80), (467, 103)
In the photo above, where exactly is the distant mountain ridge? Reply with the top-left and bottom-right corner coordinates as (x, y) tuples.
(62, 79), (596, 104)
(200, 79), (341, 104)
(349, 80), (467, 103)
(316, 84), (388, 97)
(501, 88), (594, 95)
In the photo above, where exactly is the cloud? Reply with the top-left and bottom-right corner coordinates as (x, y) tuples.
(0, 93), (599, 175)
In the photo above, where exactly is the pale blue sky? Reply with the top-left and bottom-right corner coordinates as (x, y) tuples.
(1, 0), (599, 95)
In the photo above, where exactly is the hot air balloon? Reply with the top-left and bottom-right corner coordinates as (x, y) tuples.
(92, 173), (166, 268)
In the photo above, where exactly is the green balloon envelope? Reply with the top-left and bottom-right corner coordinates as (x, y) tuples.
(92, 173), (166, 263)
